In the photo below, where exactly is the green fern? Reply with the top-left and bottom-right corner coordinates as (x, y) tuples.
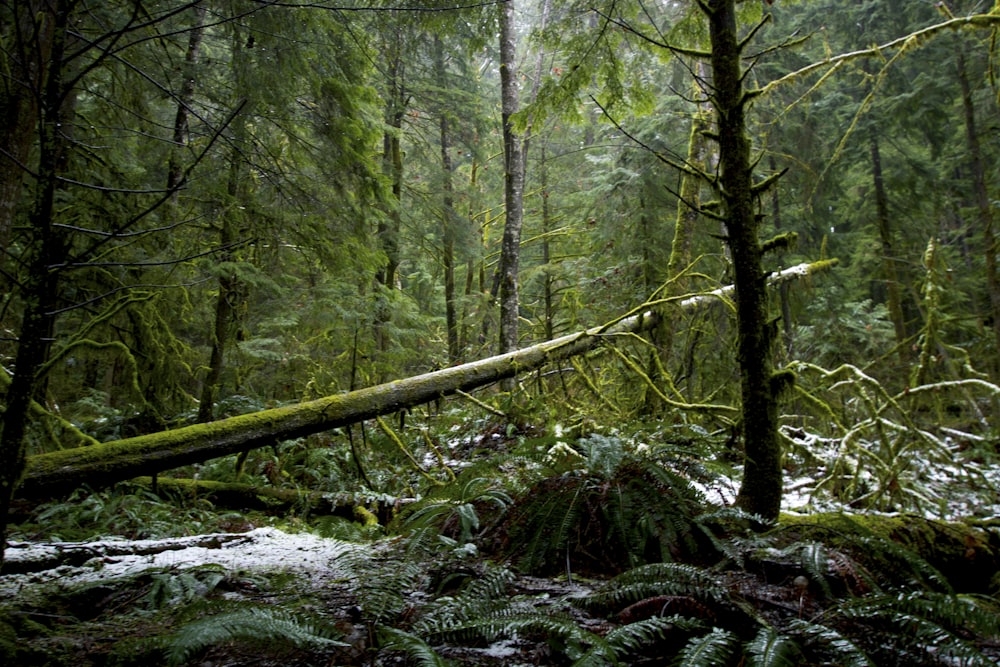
(604, 614), (706, 659)
(158, 605), (347, 666)
(836, 590), (1000, 666)
(795, 541), (834, 598)
(675, 627), (740, 666)
(412, 565), (516, 635)
(143, 565), (227, 611)
(379, 626), (454, 667)
(394, 476), (513, 544)
(850, 534), (953, 593)
(784, 618), (872, 667)
(692, 507), (773, 568)
(400, 561), (618, 665)
(580, 562), (727, 613)
(423, 610), (615, 664)
(500, 445), (706, 575)
(327, 535), (433, 625)
(745, 626), (802, 667)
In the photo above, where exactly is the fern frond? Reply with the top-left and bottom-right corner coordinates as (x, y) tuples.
(414, 565), (516, 635)
(853, 535), (952, 593)
(424, 610), (615, 664)
(379, 626), (454, 667)
(785, 618), (872, 667)
(349, 553), (425, 622)
(605, 614), (705, 655)
(461, 564), (516, 603)
(581, 563), (726, 612)
(838, 591), (998, 666)
(746, 626), (802, 667)
(797, 541), (834, 598)
(693, 507), (773, 567)
(675, 627), (739, 667)
(160, 606), (347, 666)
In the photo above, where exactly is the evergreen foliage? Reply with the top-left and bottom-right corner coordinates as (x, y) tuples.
(156, 604), (348, 666)
(3, 0), (1000, 662)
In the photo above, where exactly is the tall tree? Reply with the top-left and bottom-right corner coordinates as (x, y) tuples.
(704, 0), (786, 520)
(0, 1), (55, 256)
(434, 36), (461, 364)
(0, 0), (76, 571)
(954, 39), (1000, 379)
(196, 9), (251, 423)
(497, 0), (526, 358)
(0, 0), (226, 568)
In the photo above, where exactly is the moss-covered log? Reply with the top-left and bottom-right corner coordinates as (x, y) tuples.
(16, 262), (832, 500)
(777, 512), (1000, 594)
(130, 477), (411, 524)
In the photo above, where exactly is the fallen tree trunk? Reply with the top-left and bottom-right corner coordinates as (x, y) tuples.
(130, 477), (413, 524)
(16, 261), (835, 499)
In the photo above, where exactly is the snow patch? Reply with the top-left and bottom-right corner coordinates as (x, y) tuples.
(1, 527), (364, 605)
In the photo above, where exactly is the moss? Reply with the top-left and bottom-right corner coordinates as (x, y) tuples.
(353, 505), (379, 528)
(769, 369), (796, 400)
(0, 614), (16, 665)
(760, 232), (798, 255)
(777, 512), (1000, 593)
(0, 608), (55, 664)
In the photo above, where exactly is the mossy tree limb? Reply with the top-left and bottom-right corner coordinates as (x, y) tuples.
(16, 262), (833, 501)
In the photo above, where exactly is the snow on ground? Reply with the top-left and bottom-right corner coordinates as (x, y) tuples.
(1, 527), (363, 606)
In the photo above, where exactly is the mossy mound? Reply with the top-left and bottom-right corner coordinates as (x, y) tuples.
(487, 460), (707, 576)
(777, 512), (1000, 594)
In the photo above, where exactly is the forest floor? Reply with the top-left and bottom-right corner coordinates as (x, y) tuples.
(3, 424), (1000, 666)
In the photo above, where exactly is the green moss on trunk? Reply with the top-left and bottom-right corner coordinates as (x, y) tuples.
(18, 311), (662, 498)
(705, 0), (783, 520)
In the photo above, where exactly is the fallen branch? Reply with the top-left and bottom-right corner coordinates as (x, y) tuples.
(131, 477), (412, 523)
(16, 261), (836, 499)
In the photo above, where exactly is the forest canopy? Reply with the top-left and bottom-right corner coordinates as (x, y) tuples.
(2, 1), (1000, 665)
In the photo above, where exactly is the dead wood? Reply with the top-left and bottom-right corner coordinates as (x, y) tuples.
(16, 262), (834, 500)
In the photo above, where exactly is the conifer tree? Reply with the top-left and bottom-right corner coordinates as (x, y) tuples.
(498, 0), (526, 359)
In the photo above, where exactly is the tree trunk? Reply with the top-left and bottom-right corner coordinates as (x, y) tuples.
(706, 0), (784, 521)
(870, 127), (908, 355)
(197, 21), (248, 423)
(15, 262), (831, 503)
(166, 4), (207, 199)
(540, 143), (556, 341)
(375, 40), (405, 355)
(435, 37), (460, 365)
(197, 195), (241, 423)
(0, 0), (55, 255)
(956, 48), (1000, 380)
(497, 0), (525, 360)
(0, 0), (73, 572)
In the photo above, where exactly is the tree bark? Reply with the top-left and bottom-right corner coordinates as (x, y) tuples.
(706, 0), (784, 521)
(15, 262), (832, 502)
(166, 4), (207, 200)
(435, 36), (460, 365)
(497, 0), (525, 360)
(197, 20), (248, 423)
(956, 48), (1000, 380)
(0, 0), (73, 572)
(197, 201), (240, 423)
(869, 127), (908, 356)
(375, 34), (406, 355)
(0, 1), (55, 255)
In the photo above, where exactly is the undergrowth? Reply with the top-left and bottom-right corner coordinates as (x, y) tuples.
(6, 412), (1000, 666)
